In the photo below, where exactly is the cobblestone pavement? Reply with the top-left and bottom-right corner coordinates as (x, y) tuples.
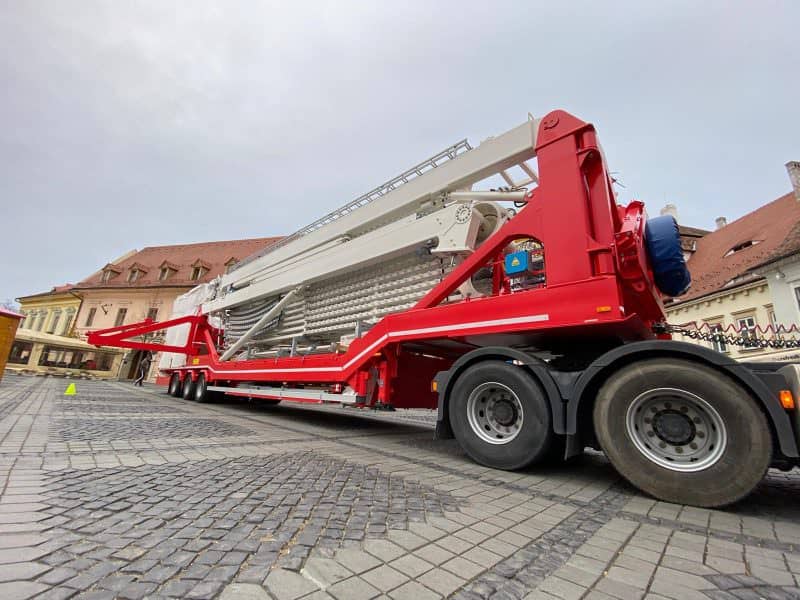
(1, 375), (800, 600)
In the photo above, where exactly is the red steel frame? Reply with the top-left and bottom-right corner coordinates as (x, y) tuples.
(87, 110), (668, 407)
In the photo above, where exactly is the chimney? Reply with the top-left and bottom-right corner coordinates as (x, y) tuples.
(660, 203), (678, 220)
(715, 217), (727, 230)
(787, 161), (800, 201)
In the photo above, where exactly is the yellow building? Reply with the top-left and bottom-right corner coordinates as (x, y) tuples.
(6, 330), (125, 378)
(16, 284), (82, 337)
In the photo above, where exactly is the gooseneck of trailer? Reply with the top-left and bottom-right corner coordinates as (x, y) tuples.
(88, 110), (800, 507)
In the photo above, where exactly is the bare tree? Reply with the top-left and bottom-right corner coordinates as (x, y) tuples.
(1, 299), (20, 312)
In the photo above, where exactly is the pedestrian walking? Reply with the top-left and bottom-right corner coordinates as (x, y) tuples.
(133, 351), (152, 387)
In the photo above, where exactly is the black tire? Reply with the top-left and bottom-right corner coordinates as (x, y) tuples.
(449, 360), (553, 470)
(182, 375), (196, 401)
(593, 358), (771, 507)
(168, 372), (182, 397)
(194, 373), (212, 403)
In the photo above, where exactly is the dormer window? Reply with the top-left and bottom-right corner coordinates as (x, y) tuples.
(101, 264), (121, 283)
(724, 240), (761, 257)
(128, 268), (142, 283)
(190, 259), (211, 281)
(225, 258), (238, 274)
(158, 260), (179, 281)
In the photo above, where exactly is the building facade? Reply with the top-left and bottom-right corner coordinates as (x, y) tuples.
(6, 329), (125, 379)
(666, 164), (800, 361)
(16, 285), (82, 338)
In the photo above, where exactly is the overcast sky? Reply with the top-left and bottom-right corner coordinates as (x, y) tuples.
(1, 1), (798, 303)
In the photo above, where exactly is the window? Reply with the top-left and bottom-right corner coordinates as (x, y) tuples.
(62, 308), (75, 335)
(795, 287), (800, 312)
(37, 345), (114, 371)
(128, 267), (146, 283)
(736, 315), (759, 349)
(159, 267), (174, 281)
(225, 259), (238, 274)
(114, 308), (127, 327)
(190, 266), (207, 281)
(708, 323), (727, 353)
(102, 270), (114, 283)
(85, 307), (97, 327)
(47, 311), (61, 334)
(724, 240), (761, 257)
(36, 313), (45, 331)
(146, 307), (158, 322)
(8, 341), (33, 365)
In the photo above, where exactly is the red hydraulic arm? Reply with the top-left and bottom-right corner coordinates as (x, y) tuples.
(86, 314), (208, 354)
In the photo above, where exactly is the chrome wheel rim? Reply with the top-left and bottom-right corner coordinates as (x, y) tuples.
(466, 382), (524, 445)
(626, 387), (727, 472)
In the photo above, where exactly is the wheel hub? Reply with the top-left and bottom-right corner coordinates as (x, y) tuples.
(466, 382), (524, 445)
(652, 410), (695, 445)
(626, 387), (727, 472)
(490, 399), (517, 426)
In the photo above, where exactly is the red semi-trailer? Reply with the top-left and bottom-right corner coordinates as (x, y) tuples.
(88, 110), (800, 507)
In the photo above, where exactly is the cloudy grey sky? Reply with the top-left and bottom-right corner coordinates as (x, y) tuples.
(1, 1), (798, 303)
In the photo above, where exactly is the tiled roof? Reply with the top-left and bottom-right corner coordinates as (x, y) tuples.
(0, 307), (24, 319)
(752, 219), (800, 269)
(671, 193), (800, 304)
(17, 284), (76, 301)
(74, 237), (282, 290)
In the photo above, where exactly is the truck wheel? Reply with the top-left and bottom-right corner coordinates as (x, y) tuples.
(168, 372), (182, 397)
(194, 373), (211, 403)
(593, 358), (771, 507)
(182, 375), (196, 401)
(449, 360), (553, 470)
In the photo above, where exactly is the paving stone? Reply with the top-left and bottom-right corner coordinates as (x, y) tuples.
(37, 567), (77, 585)
(0, 580), (49, 600)
(441, 556), (485, 580)
(539, 575), (586, 600)
(361, 542), (405, 565)
(594, 576), (647, 599)
(328, 576), (381, 600)
(414, 544), (456, 566)
(265, 568), (321, 599)
(219, 583), (272, 600)
(302, 557), (353, 588)
(0, 562), (49, 582)
(0, 546), (50, 564)
(159, 579), (196, 597)
(0, 534), (48, 549)
(387, 530), (427, 551)
(361, 564), (409, 592)
(749, 565), (795, 586)
(417, 567), (465, 596)
(186, 580), (226, 600)
(388, 579), (442, 599)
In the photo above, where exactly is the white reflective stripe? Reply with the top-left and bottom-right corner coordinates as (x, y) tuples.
(181, 313), (549, 376)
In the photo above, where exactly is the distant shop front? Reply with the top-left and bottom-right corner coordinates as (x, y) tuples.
(6, 330), (124, 379)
